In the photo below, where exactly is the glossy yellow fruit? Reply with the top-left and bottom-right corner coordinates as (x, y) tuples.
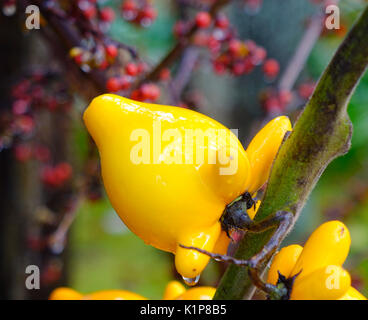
(267, 244), (303, 285)
(176, 287), (216, 300)
(339, 287), (367, 300)
(290, 221), (351, 280)
(246, 116), (292, 194)
(83, 94), (291, 279)
(290, 265), (351, 300)
(162, 281), (186, 300)
(49, 287), (83, 300)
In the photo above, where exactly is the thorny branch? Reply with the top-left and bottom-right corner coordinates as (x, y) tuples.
(214, 5), (368, 300)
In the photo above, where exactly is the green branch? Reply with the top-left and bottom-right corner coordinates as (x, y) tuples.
(214, 5), (368, 300)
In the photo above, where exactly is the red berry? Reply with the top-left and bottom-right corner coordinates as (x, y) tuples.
(99, 60), (109, 70)
(213, 61), (226, 75)
(121, 0), (138, 20)
(140, 83), (160, 101)
(54, 162), (72, 182)
(298, 82), (315, 99)
(232, 62), (245, 76)
(105, 44), (118, 59)
(125, 62), (139, 76)
(264, 96), (281, 113)
(17, 115), (34, 134)
(136, 62), (148, 73)
(215, 15), (229, 29)
(173, 21), (187, 37)
(159, 68), (171, 81)
(12, 99), (29, 115)
(228, 39), (243, 56)
(14, 144), (32, 162)
(74, 54), (84, 65)
(41, 166), (57, 186)
(34, 145), (50, 163)
(279, 90), (292, 107)
(131, 89), (143, 101)
(82, 6), (97, 20)
(119, 75), (131, 90)
(122, 0), (137, 11)
(140, 6), (157, 25)
(100, 7), (115, 22)
(243, 57), (255, 74)
(195, 12), (211, 28)
(106, 77), (121, 92)
(207, 36), (220, 52)
(263, 59), (280, 78)
(251, 46), (267, 65)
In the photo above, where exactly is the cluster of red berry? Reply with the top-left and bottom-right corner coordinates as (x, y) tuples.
(131, 83), (161, 102)
(174, 11), (280, 79)
(260, 80), (316, 114)
(106, 61), (147, 92)
(14, 143), (50, 163)
(76, 0), (115, 24)
(260, 88), (293, 114)
(69, 41), (120, 71)
(121, 0), (157, 27)
(297, 81), (316, 100)
(0, 74), (71, 152)
(41, 162), (73, 188)
(6, 73), (74, 190)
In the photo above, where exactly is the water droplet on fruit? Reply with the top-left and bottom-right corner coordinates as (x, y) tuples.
(182, 275), (200, 286)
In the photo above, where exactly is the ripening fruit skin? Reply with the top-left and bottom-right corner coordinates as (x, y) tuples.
(290, 265), (351, 300)
(245, 116), (292, 194)
(83, 94), (291, 279)
(266, 244), (303, 285)
(176, 287), (216, 300)
(162, 281), (186, 300)
(49, 287), (83, 300)
(339, 287), (367, 300)
(290, 220), (351, 280)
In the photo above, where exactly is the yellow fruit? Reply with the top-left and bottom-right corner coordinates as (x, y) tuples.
(338, 286), (367, 300)
(84, 290), (147, 300)
(267, 244), (303, 285)
(246, 116), (292, 194)
(162, 281), (186, 300)
(49, 287), (83, 300)
(49, 287), (147, 300)
(176, 287), (216, 300)
(290, 265), (351, 300)
(83, 94), (291, 279)
(290, 221), (351, 280)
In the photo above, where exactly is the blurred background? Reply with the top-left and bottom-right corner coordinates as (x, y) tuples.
(0, 0), (367, 299)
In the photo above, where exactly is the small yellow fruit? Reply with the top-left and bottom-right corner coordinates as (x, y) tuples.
(83, 94), (291, 279)
(290, 220), (351, 280)
(176, 287), (216, 300)
(84, 290), (147, 300)
(338, 286), (367, 300)
(162, 281), (186, 300)
(267, 244), (303, 285)
(290, 265), (351, 300)
(49, 287), (83, 300)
